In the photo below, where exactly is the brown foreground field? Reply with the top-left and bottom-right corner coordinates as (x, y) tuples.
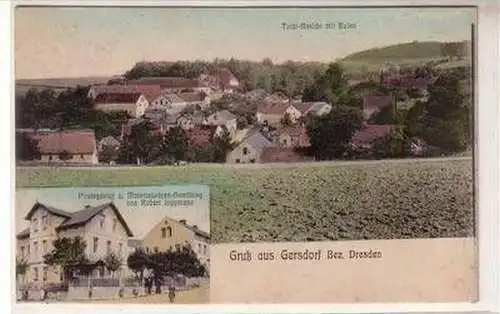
(16, 157), (474, 243)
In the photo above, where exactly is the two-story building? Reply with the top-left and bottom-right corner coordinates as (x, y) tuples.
(94, 92), (149, 118)
(131, 216), (210, 274)
(16, 202), (134, 285)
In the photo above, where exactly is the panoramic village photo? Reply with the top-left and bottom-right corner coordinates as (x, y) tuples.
(14, 185), (211, 303)
(14, 7), (475, 245)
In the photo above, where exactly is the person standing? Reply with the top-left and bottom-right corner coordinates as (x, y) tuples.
(168, 284), (176, 303)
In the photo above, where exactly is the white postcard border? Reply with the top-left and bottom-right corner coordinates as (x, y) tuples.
(2, 0), (499, 313)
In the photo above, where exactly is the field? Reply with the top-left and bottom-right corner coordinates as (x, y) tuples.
(15, 158), (474, 243)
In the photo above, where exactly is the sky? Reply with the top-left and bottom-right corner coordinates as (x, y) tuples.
(15, 185), (210, 238)
(14, 6), (476, 79)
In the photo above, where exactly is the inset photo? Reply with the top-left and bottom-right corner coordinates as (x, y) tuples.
(14, 185), (210, 304)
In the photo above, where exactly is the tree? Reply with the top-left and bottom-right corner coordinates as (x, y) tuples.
(44, 237), (88, 284)
(412, 71), (470, 153)
(16, 258), (29, 283)
(211, 127), (234, 162)
(118, 120), (159, 165)
(104, 252), (123, 278)
(302, 63), (349, 104)
(306, 106), (363, 160)
(99, 145), (120, 164)
(15, 132), (40, 161)
(162, 126), (189, 162)
(372, 126), (413, 159)
(127, 249), (148, 282)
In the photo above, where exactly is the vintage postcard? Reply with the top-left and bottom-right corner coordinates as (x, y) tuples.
(14, 5), (476, 304)
(14, 185), (210, 303)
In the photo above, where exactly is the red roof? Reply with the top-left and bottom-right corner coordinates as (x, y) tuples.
(95, 92), (143, 104)
(350, 124), (395, 146)
(363, 95), (393, 111)
(28, 130), (97, 155)
(258, 103), (291, 115)
(178, 92), (206, 102)
(185, 125), (216, 148)
(261, 147), (313, 163)
(91, 85), (163, 103)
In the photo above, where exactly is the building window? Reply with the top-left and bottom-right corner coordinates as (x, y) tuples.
(203, 245), (207, 255)
(41, 215), (48, 230)
(119, 243), (123, 255)
(243, 147), (248, 155)
(33, 241), (38, 256)
(48, 155), (53, 161)
(27, 244), (30, 257)
(198, 243), (202, 254)
(43, 267), (48, 281)
(93, 237), (99, 253)
(167, 226), (172, 237)
(145, 247), (150, 253)
(175, 244), (181, 251)
(107, 240), (112, 254)
(112, 218), (117, 232)
(20, 246), (25, 259)
(33, 267), (39, 281)
(99, 215), (105, 229)
(235, 159), (240, 163)
(154, 247), (159, 253)
(250, 159), (255, 163)
(42, 240), (47, 255)
(80, 154), (84, 159)
(33, 218), (38, 233)
(161, 227), (167, 238)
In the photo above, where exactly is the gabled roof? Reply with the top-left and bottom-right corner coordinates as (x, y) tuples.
(206, 110), (237, 125)
(236, 128), (275, 155)
(24, 130), (97, 155)
(257, 103), (291, 115)
(24, 202), (73, 220)
(90, 85), (163, 103)
(55, 202), (134, 236)
(178, 92), (206, 102)
(95, 92), (144, 104)
(350, 124), (395, 146)
(16, 227), (30, 239)
(291, 102), (314, 114)
(363, 95), (393, 111)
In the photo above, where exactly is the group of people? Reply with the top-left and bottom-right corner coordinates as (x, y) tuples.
(143, 275), (177, 303)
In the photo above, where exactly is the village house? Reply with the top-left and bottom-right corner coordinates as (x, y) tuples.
(120, 117), (172, 140)
(226, 128), (276, 163)
(178, 92), (211, 108)
(362, 94), (394, 121)
(131, 216), (210, 273)
(16, 202), (134, 285)
(185, 125), (218, 149)
(274, 124), (311, 148)
(19, 129), (99, 165)
(94, 92), (149, 118)
(350, 124), (395, 153)
(263, 91), (290, 105)
(97, 136), (121, 152)
(127, 77), (213, 95)
(177, 112), (207, 131)
(199, 68), (240, 94)
(205, 110), (238, 135)
(88, 85), (164, 107)
(256, 103), (302, 126)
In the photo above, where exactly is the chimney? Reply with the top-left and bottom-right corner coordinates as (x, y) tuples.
(179, 219), (186, 225)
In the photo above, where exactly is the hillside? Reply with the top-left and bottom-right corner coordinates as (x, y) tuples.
(343, 41), (470, 63)
(15, 76), (111, 97)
